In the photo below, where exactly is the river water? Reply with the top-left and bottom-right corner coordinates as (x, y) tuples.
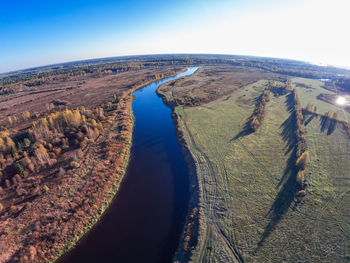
(60, 67), (198, 263)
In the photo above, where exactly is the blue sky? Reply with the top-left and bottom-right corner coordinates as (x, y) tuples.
(0, 0), (349, 73)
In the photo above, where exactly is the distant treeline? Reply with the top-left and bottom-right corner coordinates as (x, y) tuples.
(2, 54), (350, 89)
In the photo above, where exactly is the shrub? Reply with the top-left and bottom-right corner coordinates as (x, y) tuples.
(91, 119), (97, 127)
(28, 163), (35, 172)
(23, 138), (32, 148)
(42, 185), (49, 193)
(2, 136), (16, 153)
(296, 190), (306, 197)
(15, 162), (25, 177)
(249, 117), (260, 132)
(305, 104), (317, 113)
(53, 147), (62, 155)
(22, 111), (31, 119)
(296, 151), (309, 170)
(70, 161), (80, 168)
(0, 138), (5, 152)
(296, 171), (305, 186)
(8, 116), (13, 126)
(34, 144), (50, 165)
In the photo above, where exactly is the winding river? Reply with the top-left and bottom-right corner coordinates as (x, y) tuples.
(61, 67), (198, 263)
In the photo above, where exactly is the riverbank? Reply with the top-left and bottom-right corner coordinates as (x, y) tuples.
(156, 82), (205, 262)
(0, 68), (186, 263)
(58, 67), (197, 263)
(54, 92), (135, 262)
(158, 65), (350, 262)
(55, 69), (188, 262)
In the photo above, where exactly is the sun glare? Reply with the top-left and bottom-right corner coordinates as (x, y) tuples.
(336, 96), (346, 105)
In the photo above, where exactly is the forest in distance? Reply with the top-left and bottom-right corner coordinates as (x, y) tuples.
(0, 54), (349, 263)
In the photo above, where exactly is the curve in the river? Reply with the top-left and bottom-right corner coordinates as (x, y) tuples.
(60, 67), (198, 263)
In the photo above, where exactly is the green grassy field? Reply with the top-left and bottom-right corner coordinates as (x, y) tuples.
(174, 79), (350, 262)
(303, 113), (350, 260)
(291, 77), (350, 122)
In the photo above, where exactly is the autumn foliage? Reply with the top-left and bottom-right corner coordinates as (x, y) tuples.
(248, 85), (271, 132)
(0, 69), (180, 262)
(291, 90), (309, 203)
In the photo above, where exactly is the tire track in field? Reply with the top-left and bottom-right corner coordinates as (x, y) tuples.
(181, 110), (243, 263)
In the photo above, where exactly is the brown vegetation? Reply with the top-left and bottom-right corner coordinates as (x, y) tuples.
(0, 65), (184, 132)
(0, 66), (184, 262)
(158, 65), (276, 107)
(183, 207), (199, 252)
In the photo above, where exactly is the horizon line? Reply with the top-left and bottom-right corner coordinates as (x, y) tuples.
(1, 52), (349, 76)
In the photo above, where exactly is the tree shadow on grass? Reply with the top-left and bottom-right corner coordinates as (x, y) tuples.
(278, 95), (298, 188)
(231, 119), (253, 141)
(280, 114), (296, 157)
(327, 119), (337, 135)
(256, 166), (297, 249)
(304, 113), (316, 126)
(320, 116), (337, 135)
(320, 116), (330, 133)
(285, 93), (295, 113)
(255, 94), (298, 250)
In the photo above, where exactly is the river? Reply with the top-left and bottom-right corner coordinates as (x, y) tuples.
(60, 67), (198, 263)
